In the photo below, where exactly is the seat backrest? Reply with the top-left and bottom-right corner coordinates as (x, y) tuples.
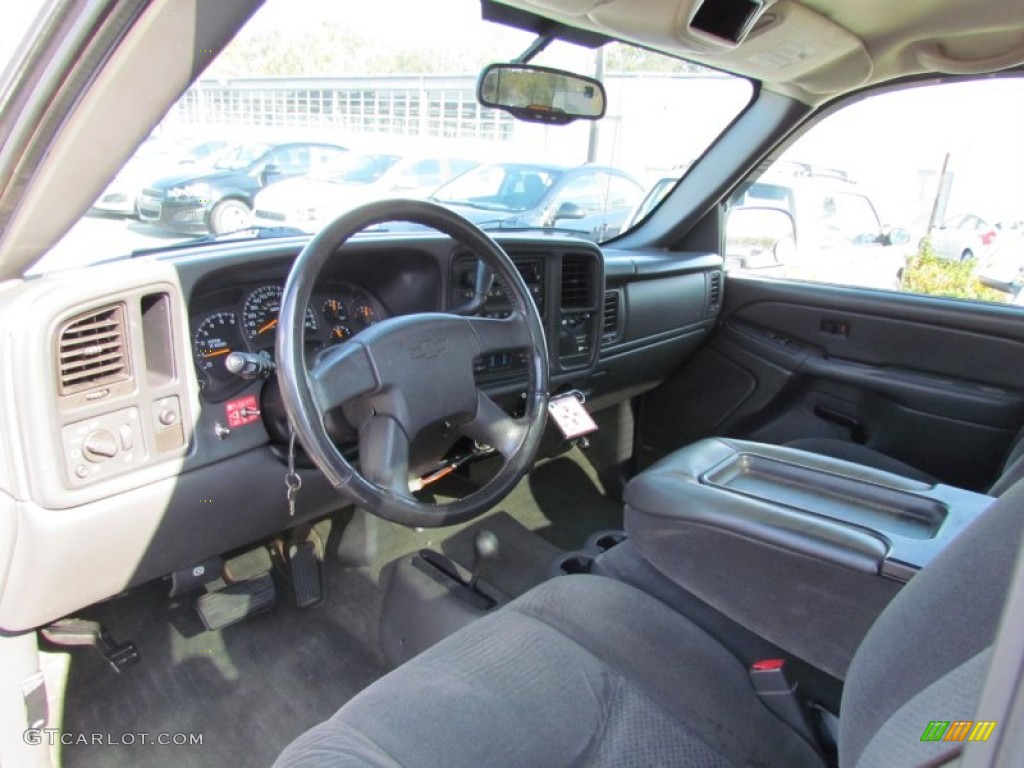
(990, 425), (1024, 495)
(840, 480), (1023, 765)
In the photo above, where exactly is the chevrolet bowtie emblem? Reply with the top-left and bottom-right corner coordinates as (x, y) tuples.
(410, 337), (448, 359)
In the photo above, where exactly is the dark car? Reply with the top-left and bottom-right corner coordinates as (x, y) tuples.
(136, 141), (349, 235)
(429, 162), (644, 241)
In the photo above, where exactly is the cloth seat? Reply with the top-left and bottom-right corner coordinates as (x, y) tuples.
(788, 424), (1024, 494)
(275, 478), (1023, 767)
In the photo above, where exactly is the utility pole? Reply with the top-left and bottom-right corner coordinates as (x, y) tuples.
(587, 47), (604, 163)
(927, 152), (952, 235)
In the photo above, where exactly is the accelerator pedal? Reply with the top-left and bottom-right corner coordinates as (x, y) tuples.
(196, 572), (275, 631)
(288, 541), (322, 608)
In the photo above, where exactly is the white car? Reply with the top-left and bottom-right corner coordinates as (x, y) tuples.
(928, 213), (999, 262)
(253, 155), (479, 231)
(726, 167), (911, 290)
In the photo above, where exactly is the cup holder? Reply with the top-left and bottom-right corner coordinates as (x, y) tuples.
(551, 530), (627, 577)
(585, 530), (628, 554)
(551, 551), (595, 577)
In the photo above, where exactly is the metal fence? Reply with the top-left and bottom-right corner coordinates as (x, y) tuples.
(173, 75), (515, 142)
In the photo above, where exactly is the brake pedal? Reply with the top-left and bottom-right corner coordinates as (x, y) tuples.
(40, 619), (140, 674)
(289, 540), (323, 608)
(195, 572), (276, 631)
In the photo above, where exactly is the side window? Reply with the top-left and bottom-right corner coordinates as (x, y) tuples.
(724, 78), (1024, 303)
(607, 175), (643, 210)
(813, 192), (882, 248)
(308, 146), (348, 173)
(267, 146), (310, 174)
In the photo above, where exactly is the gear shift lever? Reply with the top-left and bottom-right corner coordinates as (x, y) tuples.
(468, 530), (499, 591)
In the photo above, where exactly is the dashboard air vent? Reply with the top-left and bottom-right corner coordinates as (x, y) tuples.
(602, 290), (621, 345)
(707, 270), (723, 314)
(560, 256), (592, 309)
(58, 305), (131, 395)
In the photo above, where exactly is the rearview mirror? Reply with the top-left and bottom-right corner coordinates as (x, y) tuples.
(477, 63), (606, 125)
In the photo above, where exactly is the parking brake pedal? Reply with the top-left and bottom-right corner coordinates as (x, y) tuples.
(195, 572), (276, 631)
(40, 619), (140, 674)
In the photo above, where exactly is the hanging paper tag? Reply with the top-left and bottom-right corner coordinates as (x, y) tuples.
(547, 393), (598, 440)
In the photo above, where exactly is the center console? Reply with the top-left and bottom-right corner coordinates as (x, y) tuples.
(620, 437), (994, 678)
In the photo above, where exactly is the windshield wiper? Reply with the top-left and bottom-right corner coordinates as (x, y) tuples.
(130, 225), (309, 258)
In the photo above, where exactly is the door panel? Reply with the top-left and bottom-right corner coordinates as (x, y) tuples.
(636, 276), (1024, 491)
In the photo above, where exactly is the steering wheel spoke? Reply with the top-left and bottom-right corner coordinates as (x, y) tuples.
(309, 342), (379, 412)
(358, 414), (412, 499)
(460, 391), (529, 458)
(467, 313), (532, 355)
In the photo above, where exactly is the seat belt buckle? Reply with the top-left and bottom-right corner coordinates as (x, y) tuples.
(749, 659), (818, 746)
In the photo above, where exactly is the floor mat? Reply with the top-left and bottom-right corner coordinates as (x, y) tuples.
(53, 446), (623, 768)
(56, 567), (389, 768)
(441, 510), (563, 599)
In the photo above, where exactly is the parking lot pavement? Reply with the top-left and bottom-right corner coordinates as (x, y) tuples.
(30, 213), (191, 274)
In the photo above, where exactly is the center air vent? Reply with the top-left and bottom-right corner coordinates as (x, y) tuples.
(58, 305), (131, 395)
(561, 255), (592, 309)
(602, 290), (621, 345)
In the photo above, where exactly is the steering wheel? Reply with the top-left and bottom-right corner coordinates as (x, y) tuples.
(276, 199), (550, 527)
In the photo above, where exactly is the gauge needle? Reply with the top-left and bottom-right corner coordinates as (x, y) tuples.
(257, 318), (278, 335)
(203, 349), (232, 358)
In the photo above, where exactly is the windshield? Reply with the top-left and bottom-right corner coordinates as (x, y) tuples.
(321, 154), (402, 184)
(432, 165), (561, 212)
(33, 0), (753, 273)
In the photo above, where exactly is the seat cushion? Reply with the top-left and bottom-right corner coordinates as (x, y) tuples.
(275, 575), (824, 768)
(785, 438), (937, 485)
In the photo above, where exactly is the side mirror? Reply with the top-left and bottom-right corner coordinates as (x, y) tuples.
(554, 201), (587, 221)
(477, 63), (606, 125)
(259, 163), (282, 184)
(725, 206), (797, 271)
(885, 227), (912, 246)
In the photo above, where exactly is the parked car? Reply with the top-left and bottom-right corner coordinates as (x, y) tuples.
(430, 162), (644, 241)
(724, 167), (911, 289)
(136, 141), (349, 235)
(91, 135), (229, 216)
(252, 154), (478, 232)
(928, 213), (999, 262)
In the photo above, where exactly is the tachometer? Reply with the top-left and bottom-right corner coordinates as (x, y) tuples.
(194, 312), (245, 385)
(242, 285), (317, 343)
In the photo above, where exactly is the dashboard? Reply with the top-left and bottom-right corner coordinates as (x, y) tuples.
(0, 230), (722, 631)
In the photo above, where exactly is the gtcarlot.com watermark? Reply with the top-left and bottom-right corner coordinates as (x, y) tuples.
(24, 729), (203, 746)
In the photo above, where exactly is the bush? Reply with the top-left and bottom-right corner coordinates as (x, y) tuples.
(902, 239), (1008, 303)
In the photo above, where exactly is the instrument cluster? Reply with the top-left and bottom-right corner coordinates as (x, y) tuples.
(192, 281), (387, 399)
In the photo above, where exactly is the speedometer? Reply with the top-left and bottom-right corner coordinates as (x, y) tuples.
(194, 312), (245, 386)
(241, 285), (317, 343)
